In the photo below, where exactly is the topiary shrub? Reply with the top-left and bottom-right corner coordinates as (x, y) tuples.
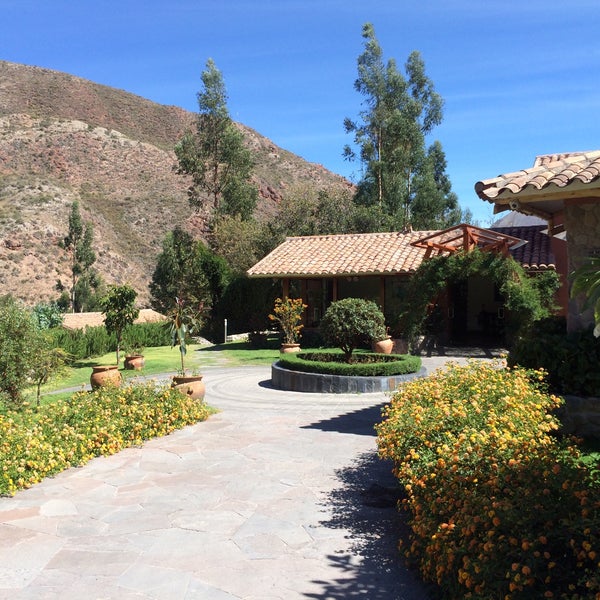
(320, 298), (387, 362)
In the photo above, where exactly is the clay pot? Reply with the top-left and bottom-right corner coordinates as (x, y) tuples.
(171, 375), (205, 400)
(124, 354), (145, 370)
(90, 365), (122, 390)
(372, 336), (394, 354)
(280, 343), (301, 353)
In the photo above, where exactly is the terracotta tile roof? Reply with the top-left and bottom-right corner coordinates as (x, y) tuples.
(247, 231), (434, 277)
(491, 226), (555, 271)
(62, 308), (166, 330)
(247, 227), (554, 278)
(475, 150), (600, 200)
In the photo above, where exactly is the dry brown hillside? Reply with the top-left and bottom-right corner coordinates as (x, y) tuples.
(0, 60), (350, 306)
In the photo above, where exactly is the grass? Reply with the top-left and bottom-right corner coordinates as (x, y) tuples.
(31, 338), (307, 403)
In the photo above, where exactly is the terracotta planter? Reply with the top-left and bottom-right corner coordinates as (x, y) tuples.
(280, 343), (301, 353)
(90, 365), (122, 390)
(124, 354), (145, 370)
(372, 336), (394, 354)
(171, 375), (205, 400)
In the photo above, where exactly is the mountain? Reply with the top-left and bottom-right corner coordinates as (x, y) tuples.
(0, 60), (350, 306)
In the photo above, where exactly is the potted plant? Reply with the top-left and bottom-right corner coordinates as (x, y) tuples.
(123, 341), (145, 370)
(168, 297), (206, 400)
(269, 297), (307, 352)
(372, 326), (394, 354)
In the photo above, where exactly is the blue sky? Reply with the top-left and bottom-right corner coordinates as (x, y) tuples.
(2, 0), (600, 224)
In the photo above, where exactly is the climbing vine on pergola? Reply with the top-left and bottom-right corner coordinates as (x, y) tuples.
(397, 248), (560, 341)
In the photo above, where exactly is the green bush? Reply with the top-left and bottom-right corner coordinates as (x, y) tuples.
(31, 302), (64, 329)
(123, 322), (171, 350)
(320, 298), (387, 361)
(278, 350), (421, 376)
(509, 318), (600, 396)
(48, 325), (113, 361)
(0, 382), (213, 496)
(376, 362), (600, 599)
(48, 322), (172, 361)
(0, 296), (47, 406)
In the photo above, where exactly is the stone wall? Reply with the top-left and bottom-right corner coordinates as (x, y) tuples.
(564, 201), (600, 331)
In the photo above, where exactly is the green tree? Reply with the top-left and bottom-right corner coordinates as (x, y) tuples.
(59, 201), (99, 312)
(175, 58), (258, 221)
(0, 296), (46, 407)
(29, 340), (69, 407)
(344, 23), (454, 230)
(100, 285), (140, 365)
(410, 141), (462, 229)
(211, 214), (276, 274)
(150, 228), (210, 314)
(320, 298), (387, 362)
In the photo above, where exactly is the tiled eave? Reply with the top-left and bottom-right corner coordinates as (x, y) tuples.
(475, 151), (600, 218)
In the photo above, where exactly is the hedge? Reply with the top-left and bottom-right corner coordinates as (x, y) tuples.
(278, 350), (421, 377)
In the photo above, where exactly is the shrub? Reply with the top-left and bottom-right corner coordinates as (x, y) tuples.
(279, 350), (421, 377)
(31, 302), (64, 329)
(269, 297), (307, 344)
(0, 296), (47, 407)
(509, 318), (600, 396)
(48, 325), (113, 361)
(376, 362), (600, 599)
(49, 322), (172, 362)
(0, 382), (213, 496)
(320, 298), (387, 362)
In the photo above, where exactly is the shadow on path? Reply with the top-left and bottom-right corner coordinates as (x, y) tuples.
(301, 403), (388, 436)
(304, 451), (434, 599)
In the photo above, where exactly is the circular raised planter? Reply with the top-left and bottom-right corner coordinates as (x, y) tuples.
(271, 361), (426, 393)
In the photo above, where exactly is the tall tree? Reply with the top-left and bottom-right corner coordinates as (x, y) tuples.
(344, 23), (455, 230)
(175, 58), (258, 222)
(60, 201), (98, 312)
(149, 227), (229, 318)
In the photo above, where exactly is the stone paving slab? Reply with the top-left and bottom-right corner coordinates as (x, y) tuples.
(0, 358), (484, 599)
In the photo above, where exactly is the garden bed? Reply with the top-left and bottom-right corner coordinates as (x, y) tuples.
(272, 350), (423, 393)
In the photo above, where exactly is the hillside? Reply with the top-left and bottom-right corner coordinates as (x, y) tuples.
(0, 60), (350, 306)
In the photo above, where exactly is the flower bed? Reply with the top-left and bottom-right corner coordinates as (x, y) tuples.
(0, 383), (213, 496)
(376, 362), (600, 599)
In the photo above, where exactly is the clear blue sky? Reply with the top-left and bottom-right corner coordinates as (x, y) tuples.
(2, 0), (600, 224)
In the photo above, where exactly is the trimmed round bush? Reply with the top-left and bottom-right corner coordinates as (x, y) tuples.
(320, 298), (387, 362)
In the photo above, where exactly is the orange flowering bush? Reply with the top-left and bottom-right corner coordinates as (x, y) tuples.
(269, 297), (307, 344)
(0, 383), (213, 496)
(376, 361), (600, 599)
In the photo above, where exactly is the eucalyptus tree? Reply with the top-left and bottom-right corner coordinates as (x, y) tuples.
(344, 23), (455, 230)
(59, 201), (98, 312)
(175, 58), (258, 222)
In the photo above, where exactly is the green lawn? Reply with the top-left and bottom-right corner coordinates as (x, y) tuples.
(32, 339), (293, 402)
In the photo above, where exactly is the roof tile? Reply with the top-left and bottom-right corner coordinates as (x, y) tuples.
(475, 150), (600, 200)
(247, 227), (553, 277)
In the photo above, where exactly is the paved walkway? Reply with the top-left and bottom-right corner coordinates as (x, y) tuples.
(0, 356), (479, 600)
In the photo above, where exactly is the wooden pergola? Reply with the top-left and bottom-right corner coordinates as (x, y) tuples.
(411, 224), (527, 258)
